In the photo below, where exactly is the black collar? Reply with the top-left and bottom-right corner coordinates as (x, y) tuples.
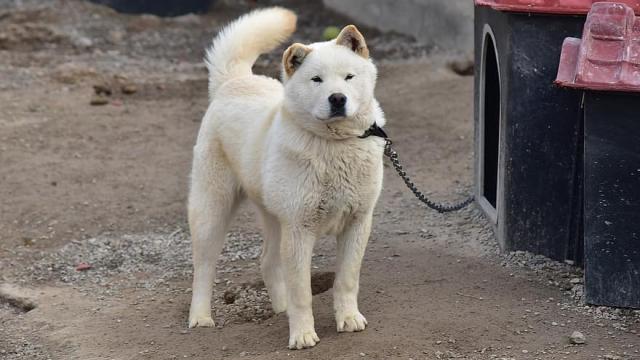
(359, 122), (388, 139)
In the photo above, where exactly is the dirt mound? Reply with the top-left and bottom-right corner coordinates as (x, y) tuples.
(0, 23), (64, 50)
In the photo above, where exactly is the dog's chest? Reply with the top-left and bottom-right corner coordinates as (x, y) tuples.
(305, 148), (381, 233)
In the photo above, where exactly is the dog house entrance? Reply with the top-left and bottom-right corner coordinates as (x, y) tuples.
(480, 32), (500, 216)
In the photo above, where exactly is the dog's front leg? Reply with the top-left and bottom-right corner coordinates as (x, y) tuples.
(281, 224), (319, 349)
(334, 212), (372, 333)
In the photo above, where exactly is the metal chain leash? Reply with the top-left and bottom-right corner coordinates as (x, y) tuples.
(383, 138), (475, 213)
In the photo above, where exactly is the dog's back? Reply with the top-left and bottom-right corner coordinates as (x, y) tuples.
(195, 8), (297, 191)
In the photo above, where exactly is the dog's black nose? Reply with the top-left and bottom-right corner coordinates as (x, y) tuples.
(328, 93), (347, 108)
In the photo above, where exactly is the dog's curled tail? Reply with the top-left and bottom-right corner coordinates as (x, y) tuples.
(205, 7), (297, 100)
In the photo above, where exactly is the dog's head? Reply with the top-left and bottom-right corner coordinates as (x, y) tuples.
(281, 25), (379, 138)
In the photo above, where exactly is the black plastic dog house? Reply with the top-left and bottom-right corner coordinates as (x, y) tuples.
(474, 0), (593, 262)
(555, 2), (640, 308)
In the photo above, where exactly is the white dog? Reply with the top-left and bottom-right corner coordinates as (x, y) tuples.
(187, 7), (386, 349)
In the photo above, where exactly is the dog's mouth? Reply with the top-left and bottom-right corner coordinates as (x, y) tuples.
(330, 108), (346, 118)
(317, 111), (347, 122)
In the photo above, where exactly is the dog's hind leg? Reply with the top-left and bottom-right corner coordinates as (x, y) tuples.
(188, 151), (239, 328)
(257, 208), (287, 313)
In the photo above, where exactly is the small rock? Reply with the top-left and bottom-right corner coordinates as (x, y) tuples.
(93, 84), (112, 96)
(22, 237), (34, 246)
(569, 330), (586, 344)
(121, 84), (137, 95)
(114, 74), (129, 83)
(75, 262), (92, 271)
(90, 95), (109, 106)
(72, 36), (93, 48)
(223, 290), (236, 304)
(447, 57), (474, 76)
(570, 277), (582, 284)
(107, 30), (125, 44)
(359, 352), (365, 357)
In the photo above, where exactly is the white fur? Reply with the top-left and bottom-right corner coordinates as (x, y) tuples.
(188, 7), (386, 350)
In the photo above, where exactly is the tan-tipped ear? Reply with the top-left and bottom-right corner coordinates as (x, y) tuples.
(283, 43), (312, 77)
(335, 25), (369, 58)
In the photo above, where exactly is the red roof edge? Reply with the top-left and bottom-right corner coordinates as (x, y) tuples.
(556, 38), (582, 84)
(555, 2), (640, 93)
(475, 0), (640, 15)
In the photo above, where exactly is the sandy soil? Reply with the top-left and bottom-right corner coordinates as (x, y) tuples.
(0, 1), (639, 359)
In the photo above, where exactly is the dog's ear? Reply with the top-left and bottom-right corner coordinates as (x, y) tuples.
(283, 43), (312, 77)
(335, 25), (369, 58)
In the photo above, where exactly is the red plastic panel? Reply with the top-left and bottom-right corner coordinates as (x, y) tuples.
(475, 0), (640, 14)
(556, 2), (640, 92)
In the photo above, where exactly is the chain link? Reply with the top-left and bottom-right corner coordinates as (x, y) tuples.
(383, 138), (474, 213)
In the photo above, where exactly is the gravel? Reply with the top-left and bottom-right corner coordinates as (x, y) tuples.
(3, 227), (263, 292)
(0, 0), (437, 92)
(500, 249), (640, 328)
(0, 309), (52, 360)
(213, 280), (274, 326)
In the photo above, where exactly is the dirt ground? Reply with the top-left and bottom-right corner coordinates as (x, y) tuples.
(0, 1), (639, 359)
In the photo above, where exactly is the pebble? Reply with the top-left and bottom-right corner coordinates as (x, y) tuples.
(90, 95), (109, 106)
(93, 83), (112, 96)
(107, 30), (125, 44)
(121, 84), (137, 95)
(75, 262), (92, 271)
(73, 36), (93, 49)
(223, 290), (236, 304)
(569, 331), (586, 344)
(447, 57), (474, 76)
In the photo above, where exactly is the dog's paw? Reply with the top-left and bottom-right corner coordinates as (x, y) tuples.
(336, 311), (367, 332)
(288, 329), (320, 350)
(188, 315), (215, 328)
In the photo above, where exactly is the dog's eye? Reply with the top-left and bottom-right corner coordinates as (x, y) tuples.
(311, 76), (323, 83)
(345, 74), (355, 81)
